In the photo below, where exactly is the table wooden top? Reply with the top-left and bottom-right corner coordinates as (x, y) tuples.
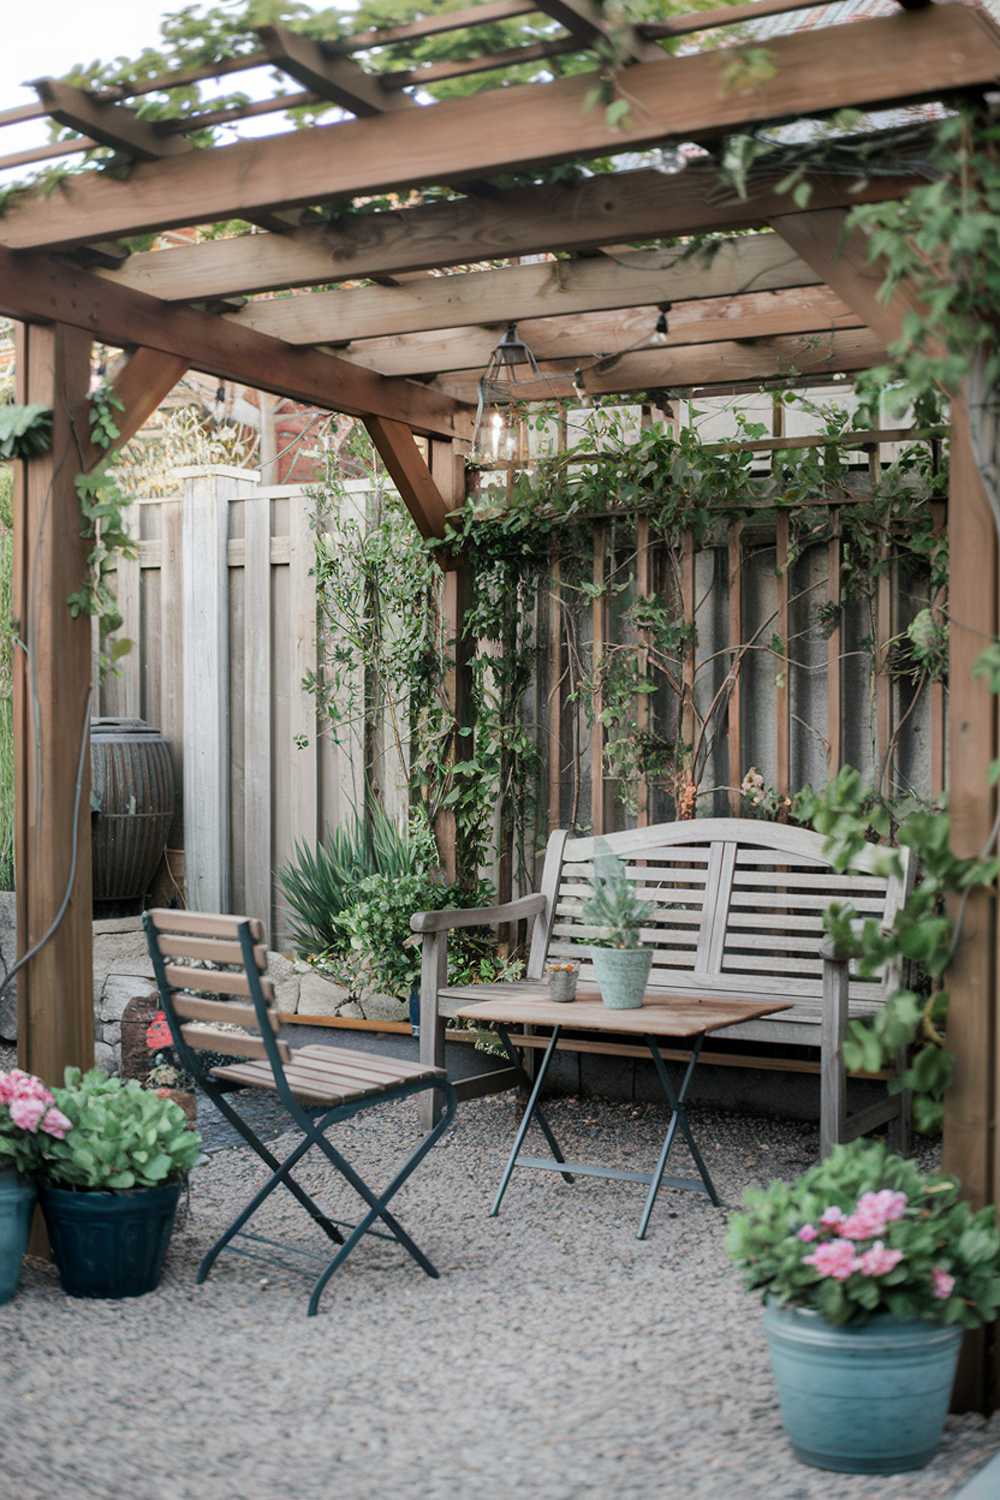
(455, 982), (793, 1038)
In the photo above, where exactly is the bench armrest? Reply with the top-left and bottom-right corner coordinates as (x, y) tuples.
(410, 892), (546, 934)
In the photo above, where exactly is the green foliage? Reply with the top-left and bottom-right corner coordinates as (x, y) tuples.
(848, 111), (1000, 416)
(332, 871), (503, 997)
(795, 764), (1000, 1135)
(727, 1141), (1000, 1329)
(39, 1068), (202, 1190)
(0, 404), (52, 461)
(580, 839), (656, 948)
(67, 384), (137, 676)
(277, 807), (434, 958)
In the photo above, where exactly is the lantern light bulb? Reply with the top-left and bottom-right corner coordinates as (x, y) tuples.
(651, 143), (686, 176)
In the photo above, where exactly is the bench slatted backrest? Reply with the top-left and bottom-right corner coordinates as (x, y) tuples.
(146, 909), (290, 1067)
(535, 820), (912, 1023)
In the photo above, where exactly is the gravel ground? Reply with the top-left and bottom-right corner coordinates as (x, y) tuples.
(2, 1087), (999, 1500)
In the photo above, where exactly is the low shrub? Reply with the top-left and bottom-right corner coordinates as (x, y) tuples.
(727, 1140), (1000, 1328)
(38, 1067), (201, 1191)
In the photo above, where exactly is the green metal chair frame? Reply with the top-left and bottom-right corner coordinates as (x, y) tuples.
(144, 909), (456, 1315)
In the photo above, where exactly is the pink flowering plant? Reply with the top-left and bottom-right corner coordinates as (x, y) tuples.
(0, 1067), (72, 1174)
(727, 1141), (1000, 1327)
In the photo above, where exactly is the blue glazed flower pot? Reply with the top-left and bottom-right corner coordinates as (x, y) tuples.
(764, 1302), (963, 1474)
(40, 1180), (182, 1300)
(0, 1169), (37, 1305)
(590, 947), (651, 1009)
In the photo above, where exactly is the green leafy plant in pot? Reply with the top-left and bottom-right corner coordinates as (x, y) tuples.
(580, 842), (656, 1009)
(727, 1140), (1000, 1475)
(0, 1067), (72, 1304)
(37, 1068), (202, 1300)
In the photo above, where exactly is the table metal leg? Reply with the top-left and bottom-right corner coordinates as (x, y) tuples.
(491, 1024), (572, 1216)
(637, 1033), (720, 1239)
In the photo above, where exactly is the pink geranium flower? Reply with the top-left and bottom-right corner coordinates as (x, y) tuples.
(9, 1095), (47, 1133)
(841, 1189), (909, 1241)
(41, 1106), (71, 1140)
(797, 1224), (818, 1243)
(819, 1205), (845, 1228)
(804, 1238), (860, 1280)
(858, 1241), (904, 1277)
(932, 1267), (955, 1301)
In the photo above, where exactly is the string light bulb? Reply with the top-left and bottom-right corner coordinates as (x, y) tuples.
(650, 303), (672, 347)
(572, 367), (590, 406)
(213, 383), (227, 423)
(651, 143), (686, 176)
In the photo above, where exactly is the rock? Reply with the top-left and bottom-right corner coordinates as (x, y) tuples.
(94, 1040), (117, 1073)
(99, 973), (156, 1023)
(297, 969), (352, 1018)
(267, 950), (301, 1013)
(93, 915), (144, 937)
(0, 891), (16, 1041)
(360, 991), (410, 1023)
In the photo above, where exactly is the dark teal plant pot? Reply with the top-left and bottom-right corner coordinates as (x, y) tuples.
(0, 1169), (36, 1305)
(409, 985), (420, 1038)
(39, 1180), (182, 1300)
(764, 1302), (963, 1474)
(591, 947), (652, 1009)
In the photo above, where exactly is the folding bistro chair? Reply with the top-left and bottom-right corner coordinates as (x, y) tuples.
(144, 908), (456, 1315)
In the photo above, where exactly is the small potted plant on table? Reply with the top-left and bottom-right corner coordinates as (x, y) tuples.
(36, 1067), (202, 1300)
(0, 1068), (71, 1303)
(728, 1140), (1000, 1475)
(580, 842), (656, 1010)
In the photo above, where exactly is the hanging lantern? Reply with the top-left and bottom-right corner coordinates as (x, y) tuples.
(470, 321), (541, 462)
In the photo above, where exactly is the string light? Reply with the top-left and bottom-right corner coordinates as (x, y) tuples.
(213, 382), (226, 423)
(650, 303), (672, 347)
(572, 367), (590, 406)
(651, 143), (687, 176)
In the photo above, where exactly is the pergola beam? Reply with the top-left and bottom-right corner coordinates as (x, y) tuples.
(0, 246), (468, 437)
(532, 0), (663, 62)
(232, 234), (820, 345)
(100, 162), (924, 305)
(434, 327), (885, 401)
(343, 285), (860, 378)
(255, 24), (414, 117)
(29, 78), (192, 160)
(363, 417), (454, 545)
(2, 8), (995, 252)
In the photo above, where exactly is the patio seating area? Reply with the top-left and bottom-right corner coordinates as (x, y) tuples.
(2, 1077), (998, 1499)
(4, 0), (1000, 1490)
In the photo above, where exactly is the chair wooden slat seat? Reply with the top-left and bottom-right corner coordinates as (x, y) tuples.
(211, 1044), (444, 1106)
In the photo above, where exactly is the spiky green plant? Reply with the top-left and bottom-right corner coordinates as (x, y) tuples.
(277, 806), (434, 958)
(580, 840), (656, 949)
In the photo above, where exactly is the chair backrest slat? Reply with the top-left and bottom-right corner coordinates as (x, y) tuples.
(163, 964), (275, 1003)
(157, 933), (268, 971)
(172, 994), (280, 1032)
(180, 1025), (291, 1063)
(151, 909), (265, 942)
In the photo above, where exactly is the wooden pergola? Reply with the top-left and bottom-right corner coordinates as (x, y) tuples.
(3, 0), (1000, 1400)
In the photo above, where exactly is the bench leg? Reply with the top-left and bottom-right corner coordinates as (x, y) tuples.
(419, 931), (448, 1130)
(820, 955), (849, 1157)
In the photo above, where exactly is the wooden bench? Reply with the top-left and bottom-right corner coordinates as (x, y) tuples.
(411, 818), (914, 1153)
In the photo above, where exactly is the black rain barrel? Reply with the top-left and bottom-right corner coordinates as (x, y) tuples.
(91, 717), (175, 908)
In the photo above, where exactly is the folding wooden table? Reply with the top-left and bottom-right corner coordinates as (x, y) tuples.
(456, 986), (792, 1238)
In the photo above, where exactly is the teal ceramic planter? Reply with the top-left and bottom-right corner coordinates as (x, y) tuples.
(764, 1302), (963, 1474)
(591, 947), (652, 1009)
(0, 1169), (36, 1305)
(40, 1180), (182, 1300)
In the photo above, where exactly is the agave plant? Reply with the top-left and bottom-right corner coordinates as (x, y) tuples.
(277, 807), (434, 958)
(580, 841), (656, 949)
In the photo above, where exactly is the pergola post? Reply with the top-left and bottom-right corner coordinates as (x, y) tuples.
(429, 439), (476, 887)
(13, 321), (95, 1083)
(942, 393), (999, 1412)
